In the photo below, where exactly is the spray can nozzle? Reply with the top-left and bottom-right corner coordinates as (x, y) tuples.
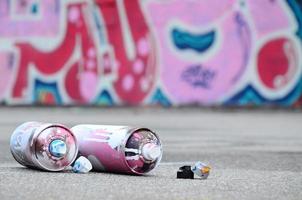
(141, 143), (161, 161)
(49, 139), (67, 158)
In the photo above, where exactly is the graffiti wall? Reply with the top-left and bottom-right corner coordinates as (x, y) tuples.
(0, 0), (301, 106)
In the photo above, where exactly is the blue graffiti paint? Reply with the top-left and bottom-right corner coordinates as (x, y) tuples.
(286, 0), (302, 105)
(31, 3), (38, 14)
(95, 90), (114, 106)
(93, 7), (106, 45)
(151, 88), (171, 106)
(226, 75), (302, 106)
(287, 0), (302, 39)
(34, 79), (62, 104)
(181, 65), (216, 88)
(171, 28), (215, 53)
(225, 85), (266, 106)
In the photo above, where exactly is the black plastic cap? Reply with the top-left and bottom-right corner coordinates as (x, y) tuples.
(177, 165), (194, 179)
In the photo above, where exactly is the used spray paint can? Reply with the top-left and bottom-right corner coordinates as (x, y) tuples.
(71, 125), (163, 175)
(10, 122), (78, 171)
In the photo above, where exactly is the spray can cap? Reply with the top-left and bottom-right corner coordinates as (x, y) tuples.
(49, 139), (67, 158)
(141, 143), (161, 161)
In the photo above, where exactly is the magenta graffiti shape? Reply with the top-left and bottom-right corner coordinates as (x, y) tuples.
(96, 0), (157, 104)
(12, 3), (99, 103)
(0, 0), (60, 37)
(257, 37), (299, 90)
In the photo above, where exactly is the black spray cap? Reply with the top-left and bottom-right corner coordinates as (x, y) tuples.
(177, 165), (194, 179)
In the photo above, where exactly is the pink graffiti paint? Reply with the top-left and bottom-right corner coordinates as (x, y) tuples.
(0, 0), (60, 37)
(1, 0), (301, 105)
(147, 0), (251, 103)
(147, 0), (236, 26)
(245, 0), (292, 38)
(79, 71), (98, 102)
(0, 52), (14, 100)
(71, 125), (162, 175)
(14, 0), (37, 15)
(95, 0), (157, 104)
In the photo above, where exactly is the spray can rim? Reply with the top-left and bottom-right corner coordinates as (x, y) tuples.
(30, 123), (78, 171)
(121, 127), (163, 175)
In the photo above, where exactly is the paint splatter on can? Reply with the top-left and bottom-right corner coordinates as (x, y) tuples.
(71, 125), (163, 175)
(10, 122), (78, 171)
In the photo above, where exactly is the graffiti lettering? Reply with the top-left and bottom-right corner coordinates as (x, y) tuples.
(0, 0), (300, 106)
(181, 65), (216, 89)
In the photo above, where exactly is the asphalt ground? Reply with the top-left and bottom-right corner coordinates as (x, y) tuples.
(0, 107), (301, 200)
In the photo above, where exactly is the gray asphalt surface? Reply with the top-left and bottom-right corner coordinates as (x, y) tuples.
(0, 107), (301, 200)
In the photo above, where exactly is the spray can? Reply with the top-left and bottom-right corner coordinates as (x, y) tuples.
(10, 121), (78, 171)
(71, 125), (163, 175)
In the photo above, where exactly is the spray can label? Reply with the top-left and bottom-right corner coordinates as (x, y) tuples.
(10, 122), (42, 167)
(10, 122), (78, 171)
(72, 124), (162, 175)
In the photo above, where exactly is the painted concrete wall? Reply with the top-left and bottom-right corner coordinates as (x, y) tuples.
(0, 0), (301, 106)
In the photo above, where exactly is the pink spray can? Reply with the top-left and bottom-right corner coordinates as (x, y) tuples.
(71, 125), (163, 175)
(10, 122), (78, 171)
